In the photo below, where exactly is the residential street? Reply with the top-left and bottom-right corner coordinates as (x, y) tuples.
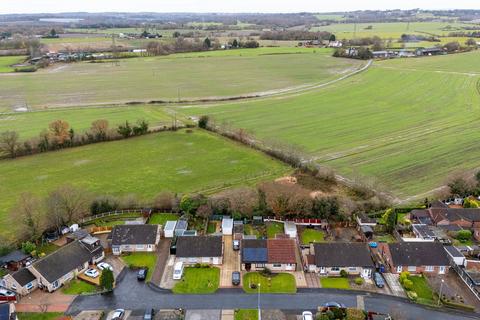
(67, 271), (479, 320)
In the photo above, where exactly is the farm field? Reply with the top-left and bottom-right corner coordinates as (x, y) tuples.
(0, 47), (363, 111)
(0, 56), (27, 73)
(0, 129), (289, 236)
(178, 51), (480, 199)
(0, 105), (175, 140)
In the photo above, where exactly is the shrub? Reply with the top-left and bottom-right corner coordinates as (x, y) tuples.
(403, 279), (413, 291)
(457, 230), (472, 242)
(346, 308), (366, 320)
(340, 270), (348, 278)
(260, 267), (272, 277)
(354, 277), (364, 285)
(399, 271), (410, 284)
(198, 115), (210, 129)
(407, 290), (418, 301)
(21, 241), (36, 254)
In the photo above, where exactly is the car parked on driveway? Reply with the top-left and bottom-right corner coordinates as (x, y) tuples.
(323, 301), (346, 309)
(84, 268), (99, 278)
(0, 288), (16, 297)
(233, 240), (240, 250)
(137, 267), (148, 281)
(111, 309), (125, 320)
(302, 311), (313, 320)
(374, 272), (385, 288)
(98, 262), (113, 271)
(232, 271), (241, 285)
(143, 308), (155, 320)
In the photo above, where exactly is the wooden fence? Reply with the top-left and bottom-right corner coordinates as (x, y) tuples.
(81, 209), (151, 224)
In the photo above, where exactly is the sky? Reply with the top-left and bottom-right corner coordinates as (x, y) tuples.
(1, 0), (479, 14)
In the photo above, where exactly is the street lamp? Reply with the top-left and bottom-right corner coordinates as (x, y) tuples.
(257, 283), (261, 320)
(438, 279), (445, 306)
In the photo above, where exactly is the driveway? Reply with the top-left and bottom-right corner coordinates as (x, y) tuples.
(67, 270), (479, 320)
(220, 236), (240, 288)
(151, 240), (171, 286)
(382, 273), (406, 297)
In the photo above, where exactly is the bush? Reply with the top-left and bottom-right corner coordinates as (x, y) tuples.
(198, 115), (210, 129)
(21, 241), (36, 254)
(457, 230), (472, 242)
(340, 270), (348, 278)
(399, 271), (410, 284)
(346, 308), (366, 320)
(260, 267), (272, 277)
(403, 279), (413, 291)
(354, 277), (364, 285)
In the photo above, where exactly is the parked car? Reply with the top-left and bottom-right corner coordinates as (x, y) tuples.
(137, 267), (148, 281)
(111, 309), (125, 320)
(233, 240), (240, 250)
(143, 308), (155, 320)
(232, 271), (241, 286)
(98, 262), (113, 271)
(323, 301), (346, 309)
(173, 262), (184, 280)
(0, 288), (15, 297)
(302, 311), (313, 320)
(84, 268), (100, 278)
(374, 272), (385, 288)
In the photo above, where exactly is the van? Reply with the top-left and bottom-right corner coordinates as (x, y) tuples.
(173, 261), (184, 280)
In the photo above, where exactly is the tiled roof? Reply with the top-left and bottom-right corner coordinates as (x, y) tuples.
(313, 243), (374, 267)
(267, 239), (296, 264)
(388, 242), (449, 266)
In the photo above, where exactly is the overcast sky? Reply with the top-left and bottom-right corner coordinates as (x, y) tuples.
(1, 0), (479, 14)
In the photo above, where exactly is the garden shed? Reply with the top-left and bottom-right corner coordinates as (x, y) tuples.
(164, 221), (177, 238)
(284, 222), (297, 238)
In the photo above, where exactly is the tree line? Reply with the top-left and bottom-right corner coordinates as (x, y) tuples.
(0, 118), (151, 159)
(259, 30), (333, 41)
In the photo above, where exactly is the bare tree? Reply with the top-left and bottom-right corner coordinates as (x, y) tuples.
(153, 191), (177, 212)
(46, 185), (90, 230)
(12, 193), (46, 241)
(0, 131), (20, 158)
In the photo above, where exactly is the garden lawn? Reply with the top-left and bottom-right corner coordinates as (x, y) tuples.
(243, 272), (296, 293)
(207, 222), (217, 234)
(301, 229), (325, 245)
(17, 313), (63, 320)
(408, 275), (435, 304)
(320, 277), (350, 290)
(0, 129), (289, 237)
(172, 267), (220, 294)
(122, 253), (157, 282)
(36, 243), (60, 256)
(179, 51), (480, 199)
(61, 279), (98, 295)
(235, 310), (258, 320)
(266, 222), (284, 239)
(148, 213), (179, 225)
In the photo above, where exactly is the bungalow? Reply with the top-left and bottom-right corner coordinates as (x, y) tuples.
(241, 238), (297, 272)
(307, 243), (374, 278)
(382, 242), (450, 275)
(28, 238), (104, 292)
(111, 224), (160, 255)
(176, 236), (223, 265)
(2, 268), (38, 296)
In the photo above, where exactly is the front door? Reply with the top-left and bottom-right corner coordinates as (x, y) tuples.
(439, 266), (446, 274)
(362, 268), (372, 279)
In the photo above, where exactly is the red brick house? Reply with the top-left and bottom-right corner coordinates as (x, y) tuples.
(381, 242), (450, 275)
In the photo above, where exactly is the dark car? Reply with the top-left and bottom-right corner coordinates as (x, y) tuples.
(232, 271), (241, 285)
(143, 308), (155, 320)
(137, 267), (148, 281)
(373, 272), (385, 288)
(323, 301), (346, 309)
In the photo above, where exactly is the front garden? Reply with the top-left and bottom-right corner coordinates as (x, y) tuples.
(234, 310), (258, 320)
(399, 272), (435, 305)
(172, 266), (220, 294)
(122, 253), (157, 282)
(320, 277), (350, 290)
(243, 272), (296, 293)
(62, 279), (98, 295)
(17, 313), (63, 320)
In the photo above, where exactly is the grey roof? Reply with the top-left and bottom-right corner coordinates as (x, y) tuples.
(175, 220), (188, 230)
(0, 250), (29, 265)
(242, 239), (268, 263)
(12, 268), (36, 286)
(313, 243), (374, 268)
(413, 225), (436, 239)
(176, 236), (222, 258)
(32, 240), (103, 283)
(164, 221), (177, 231)
(444, 246), (464, 258)
(388, 242), (449, 267)
(111, 225), (158, 246)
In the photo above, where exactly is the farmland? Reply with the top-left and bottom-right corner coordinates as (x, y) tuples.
(0, 48), (363, 111)
(178, 51), (480, 199)
(0, 56), (27, 73)
(0, 105), (175, 140)
(0, 129), (289, 236)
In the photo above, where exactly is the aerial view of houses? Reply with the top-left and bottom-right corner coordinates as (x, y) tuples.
(1, 1), (480, 320)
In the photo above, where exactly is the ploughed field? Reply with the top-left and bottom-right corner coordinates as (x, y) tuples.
(178, 51), (480, 199)
(0, 129), (289, 236)
(0, 47), (363, 112)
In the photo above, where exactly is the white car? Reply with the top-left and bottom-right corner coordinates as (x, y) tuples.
(84, 268), (100, 278)
(97, 262), (113, 271)
(302, 311), (313, 320)
(0, 288), (16, 297)
(111, 309), (125, 320)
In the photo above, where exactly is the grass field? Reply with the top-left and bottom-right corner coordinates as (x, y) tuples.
(179, 51), (480, 199)
(0, 105), (175, 140)
(243, 272), (296, 293)
(0, 56), (27, 73)
(0, 48), (362, 111)
(172, 267), (220, 294)
(0, 129), (288, 236)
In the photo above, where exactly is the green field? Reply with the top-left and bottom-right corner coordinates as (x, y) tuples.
(0, 56), (27, 73)
(0, 129), (289, 236)
(0, 48), (362, 111)
(0, 106), (174, 140)
(178, 51), (480, 199)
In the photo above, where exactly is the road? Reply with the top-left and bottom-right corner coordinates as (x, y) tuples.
(67, 271), (478, 320)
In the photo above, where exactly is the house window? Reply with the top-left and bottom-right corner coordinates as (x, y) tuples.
(188, 258), (198, 263)
(396, 266), (402, 273)
(11, 284), (16, 290)
(348, 267), (357, 271)
(255, 263), (265, 268)
(408, 266), (416, 272)
(26, 282), (33, 290)
(52, 281), (59, 289)
(425, 266), (434, 272)
(273, 264), (281, 268)
(136, 245), (145, 250)
(331, 267), (340, 271)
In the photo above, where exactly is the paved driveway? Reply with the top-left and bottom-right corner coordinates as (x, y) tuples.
(220, 236), (240, 288)
(67, 270), (479, 320)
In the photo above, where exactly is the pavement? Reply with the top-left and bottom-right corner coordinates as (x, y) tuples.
(66, 270), (480, 320)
